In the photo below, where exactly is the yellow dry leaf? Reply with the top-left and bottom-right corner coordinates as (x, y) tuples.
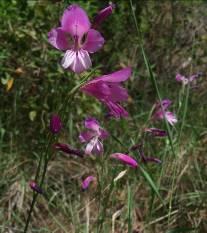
(6, 78), (14, 92)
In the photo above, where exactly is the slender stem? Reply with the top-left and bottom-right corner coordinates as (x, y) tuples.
(129, 0), (176, 158)
(23, 73), (91, 232)
(23, 135), (53, 233)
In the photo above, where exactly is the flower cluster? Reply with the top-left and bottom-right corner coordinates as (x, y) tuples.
(45, 4), (178, 192)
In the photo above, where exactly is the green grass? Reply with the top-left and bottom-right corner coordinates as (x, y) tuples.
(0, 0), (207, 232)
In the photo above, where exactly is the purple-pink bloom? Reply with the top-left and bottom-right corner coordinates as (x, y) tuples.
(145, 128), (167, 137)
(48, 4), (105, 73)
(82, 176), (95, 190)
(29, 181), (43, 194)
(79, 117), (108, 155)
(50, 114), (62, 134)
(93, 3), (115, 28)
(110, 153), (138, 168)
(153, 99), (177, 126)
(176, 73), (200, 85)
(81, 68), (131, 118)
(53, 143), (84, 157)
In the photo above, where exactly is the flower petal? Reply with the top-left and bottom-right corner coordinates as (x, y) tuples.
(95, 67), (131, 83)
(82, 176), (95, 190)
(93, 3), (115, 28)
(85, 137), (98, 155)
(155, 99), (172, 111)
(61, 50), (76, 69)
(82, 29), (104, 53)
(70, 49), (92, 73)
(61, 4), (91, 38)
(84, 117), (100, 132)
(175, 73), (185, 82)
(165, 111), (177, 125)
(48, 27), (70, 50)
(110, 153), (138, 168)
(105, 101), (129, 118)
(79, 130), (96, 143)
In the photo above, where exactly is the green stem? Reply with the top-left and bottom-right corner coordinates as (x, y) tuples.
(23, 72), (92, 232)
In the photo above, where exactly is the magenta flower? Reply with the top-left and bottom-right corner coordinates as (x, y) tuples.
(50, 114), (62, 134)
(79, 117), (108, 155)
(93, 3), (115, 28)
(53, 143), (84, 157)
(81, 68), (131, 118)
(176, 73), (200, 85)
(144, 128), (167, 137)
(29, 181), (43, 194)
(110, 153), (138, 168)
(81, 176), (95, 190)
(48, 4), (105, 73)
(153, 99), (177, 126)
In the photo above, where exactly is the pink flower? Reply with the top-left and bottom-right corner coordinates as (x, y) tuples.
(176, 73), (200, 85)
(82, 176), (95, 190)
(93, 3), (115, 28)
(79, 117), (108, 155)
(153, 99), (177, 126)
(144, 128), (167, 137)
(50, 114), (62, 134)
(48, 4), (106, 73)
(110, 153), (138, 168)
(81, 68), (131, 118)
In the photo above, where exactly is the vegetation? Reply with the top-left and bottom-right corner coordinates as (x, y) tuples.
(0, 0), (206, 232)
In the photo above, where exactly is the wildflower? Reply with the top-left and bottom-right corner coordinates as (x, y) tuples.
(53, 143), (84, 157)
(82, 176), (95, 190)
(144, 128), (167, 137)
(110, 153), (138, 168)
(29, 181), (43, 194)
(50, 114), (62, 134)
(93, 3), (115, 28)
(79, 117), (108, 155)
(134, 143), (162, 164)
(48, 4), (106, 73)
(153, 99), (177, 125)
(176, 73), (200, 85)
(81, 68), (131, 118)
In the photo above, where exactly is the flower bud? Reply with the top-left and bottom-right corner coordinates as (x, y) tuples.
(29, 181), (43, 194)
(50, 114), (62, 134)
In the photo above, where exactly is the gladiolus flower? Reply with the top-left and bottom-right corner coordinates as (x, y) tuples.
(53, 143), (84, 157)
(81, 68), (131, 118)
(153, 99), (177, 125)
(93, 3), (115, 28)
(29, 181), (43, 194)
(50, 114), (62, 134)
(79, 117), (108, 155)
(144, 128), (167, 137)
(48, 4), (106, 73)
(176, 73), (201, 85)
(82, 176), (95, 190)
(110, 153), (138, 168)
